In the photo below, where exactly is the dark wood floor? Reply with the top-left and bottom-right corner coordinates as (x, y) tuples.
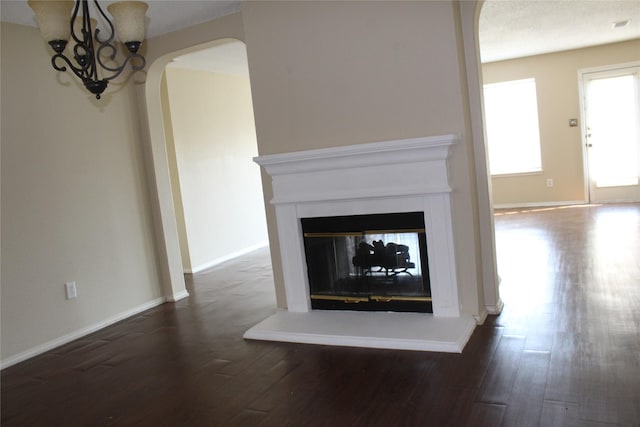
(2, 203), (639, 426)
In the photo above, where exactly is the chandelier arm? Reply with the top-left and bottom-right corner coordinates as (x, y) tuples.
(72, 43), (92, 75)
(97, 42), (117, 62)
(96, 49), (146, 81)
(51, 52), (89, 78)
(92, 0), (115, 45)
(69, 0), (83, 46)
(66, 1), (101, 84)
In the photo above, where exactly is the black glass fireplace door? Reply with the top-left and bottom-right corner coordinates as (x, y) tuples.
(301, 212), (432, 313)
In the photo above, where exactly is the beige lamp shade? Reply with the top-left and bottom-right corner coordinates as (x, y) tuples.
(27, 0), (73, 42)
(107, 1), (148, 43)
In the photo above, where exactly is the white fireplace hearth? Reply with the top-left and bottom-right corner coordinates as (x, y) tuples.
(244, 135), (477, 352)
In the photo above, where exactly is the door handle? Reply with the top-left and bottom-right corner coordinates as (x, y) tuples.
(586, 143), (593, 147)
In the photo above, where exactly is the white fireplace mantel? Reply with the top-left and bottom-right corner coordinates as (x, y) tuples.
(245, 135), (477, 352)
(256, 136), (455, 205)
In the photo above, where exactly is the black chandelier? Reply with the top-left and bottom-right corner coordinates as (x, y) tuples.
(28, 0), (148, 99)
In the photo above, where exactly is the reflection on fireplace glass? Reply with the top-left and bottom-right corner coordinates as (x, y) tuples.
(302, 212), (432, 313)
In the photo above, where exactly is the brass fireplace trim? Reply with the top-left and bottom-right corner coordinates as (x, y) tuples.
(303, 232), (364, 238)
(370, 295), (432, 302)
(310, 294), (432, 303)
(310, 295), (369, 303)
(304, 228), (426, 238)
(363, 228), (426, 234)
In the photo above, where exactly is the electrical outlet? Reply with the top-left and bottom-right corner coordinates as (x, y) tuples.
(546, 178), (554, 188)
(65, 281), (77, 300)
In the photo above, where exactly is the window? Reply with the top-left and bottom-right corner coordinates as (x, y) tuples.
(483, 78), (542, 175)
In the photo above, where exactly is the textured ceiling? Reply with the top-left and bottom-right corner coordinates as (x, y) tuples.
(480, 0), (640, 63)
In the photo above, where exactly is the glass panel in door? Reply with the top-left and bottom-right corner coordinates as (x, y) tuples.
(583, 66), (640, 203)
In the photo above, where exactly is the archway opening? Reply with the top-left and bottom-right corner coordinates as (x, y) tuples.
(161, 40), (269, 275)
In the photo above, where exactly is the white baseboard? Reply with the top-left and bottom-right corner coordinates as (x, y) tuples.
(493, 200), (586, 210)
(186, 242), (269, 274)
(486, 298), (505, 315)
(474, 309), (488, 325)
(0, 297), (166, 370)
(474, 298), (505, 325)
(166, 289), (189, 302)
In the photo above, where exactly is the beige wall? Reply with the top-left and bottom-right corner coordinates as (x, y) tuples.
(482, 39), (640, 207)
(241, 0), (488, 315)
(163, 67), (268, 272)
(1, 23), (163, 363)
(243, 1), (467, 154)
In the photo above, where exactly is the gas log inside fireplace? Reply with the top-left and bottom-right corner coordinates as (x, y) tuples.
(301, 212), (432, 313)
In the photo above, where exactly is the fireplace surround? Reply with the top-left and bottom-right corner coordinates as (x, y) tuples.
(245, 135), (477, 352)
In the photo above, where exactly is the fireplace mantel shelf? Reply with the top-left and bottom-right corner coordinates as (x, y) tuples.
(254, 134), (459, 177)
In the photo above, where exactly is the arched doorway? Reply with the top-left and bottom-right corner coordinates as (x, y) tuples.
(139, 14), (253, 301)
(162, 41), (268, 275)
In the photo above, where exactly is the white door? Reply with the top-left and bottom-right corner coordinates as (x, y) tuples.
(581, 64), (640, 203)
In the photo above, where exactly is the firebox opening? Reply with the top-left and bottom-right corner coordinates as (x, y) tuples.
(301, 212), (432, 313)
